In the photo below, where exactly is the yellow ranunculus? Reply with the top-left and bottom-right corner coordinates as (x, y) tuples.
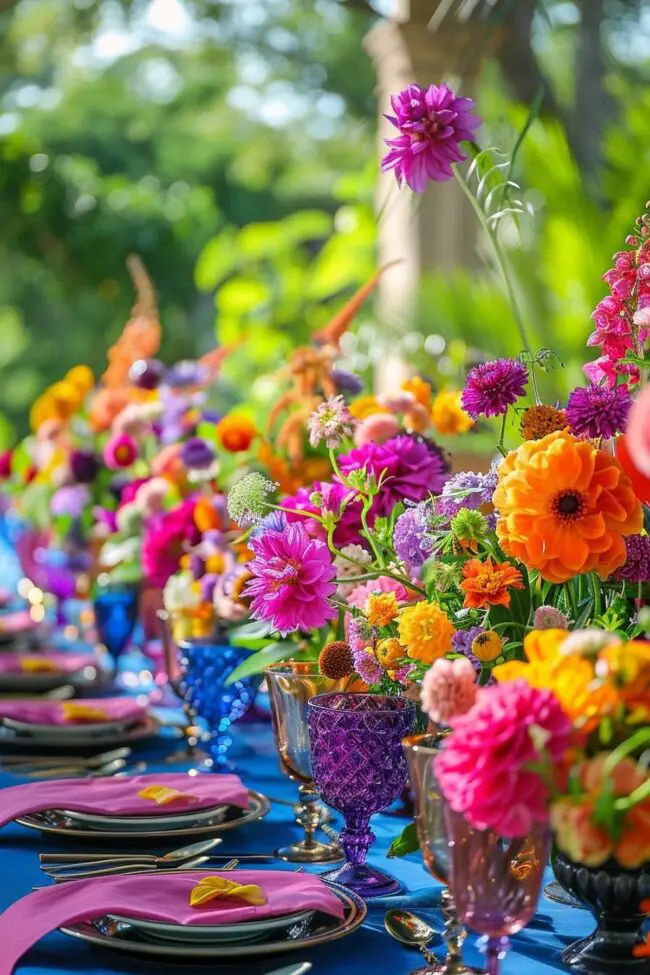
(431, 389), (474, 436)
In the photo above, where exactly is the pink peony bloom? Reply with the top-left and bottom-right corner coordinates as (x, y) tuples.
(421, 657), (477, 726)
(337, 434), (449, 517)
(245, 522), (337, 636)
(381, 83), (480, 191)
(103, 434), (138, 470)
(435, 680), (573, 838)
(625, 385), (650, 476)
(354, 413), (400, 447)
(533, 606), (569, 630)
(141, 499), (199, 588)
(347, 575), (413, 612)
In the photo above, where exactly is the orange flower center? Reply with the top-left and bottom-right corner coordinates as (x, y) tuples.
(551, 489), (586, 522)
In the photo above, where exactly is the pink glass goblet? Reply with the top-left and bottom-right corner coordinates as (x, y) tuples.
(444, 807), (550, 975)
(308, 692), (416, 898)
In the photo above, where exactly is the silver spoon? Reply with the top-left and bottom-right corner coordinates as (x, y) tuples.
(41, 837), (223, 870)
(385, 909), (441, 966)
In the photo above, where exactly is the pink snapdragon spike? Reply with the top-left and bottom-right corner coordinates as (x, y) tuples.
(382, 83), (480, 191)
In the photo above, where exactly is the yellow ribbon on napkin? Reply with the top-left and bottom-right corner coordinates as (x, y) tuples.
(20, 658), (59, 673)
(61, 702), (109, 723)
(189, 876), (267, 908)
(137, 785), (199, 806)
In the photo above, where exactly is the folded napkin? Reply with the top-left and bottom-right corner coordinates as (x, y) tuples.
(0, 611), (38, 636)
(0, 772), (250, 828)
(0, 696), (145, 726)
(0, 869), (344, 975)
(0, 653), (99, 675)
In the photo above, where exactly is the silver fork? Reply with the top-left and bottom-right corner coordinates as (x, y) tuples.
(36, 858), (240, 887)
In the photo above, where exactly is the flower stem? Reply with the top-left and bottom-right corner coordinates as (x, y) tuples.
(336, 571), (426, 598)
(604, 728), (650, 776)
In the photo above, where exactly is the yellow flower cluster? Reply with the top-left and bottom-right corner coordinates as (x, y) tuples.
(30, 365), (94, 431)
(398, 602), (455, 664)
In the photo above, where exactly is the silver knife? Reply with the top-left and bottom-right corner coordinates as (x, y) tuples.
(265, 965), (312, 975)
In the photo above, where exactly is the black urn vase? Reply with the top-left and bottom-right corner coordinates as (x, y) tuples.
(553, 853), (650, 974)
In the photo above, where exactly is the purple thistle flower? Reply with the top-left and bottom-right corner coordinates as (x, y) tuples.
(331, 369), (364, 396)
(245, 522), (337, 636)
(381, 83), (481, 192)
(565, 384), (632, 440)
(612, 534), (650, 583)
(461, 359), (529, 419)
(180, 437), (216, 470)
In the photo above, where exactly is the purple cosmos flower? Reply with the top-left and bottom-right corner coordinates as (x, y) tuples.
(565, 384), (632, 440)
(165, 360), (209, 388)
(308, 395), (356, 449)
(393, 504), (435, 570)
(337, 434), (450, 516)
(461, 359), (529, 419)
(331, 369), (364, 396)
(612, 534), (650, 583)
(381, 83), (480, 192)
(69, 449), (99, 484)
(245, 522), (338, 636)
(180, 437), (216, 470)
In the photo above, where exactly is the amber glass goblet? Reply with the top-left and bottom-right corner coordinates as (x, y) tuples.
(444, 807), (550, 975)
(403, 733), (482, 975)
(265, 662), (344, 863)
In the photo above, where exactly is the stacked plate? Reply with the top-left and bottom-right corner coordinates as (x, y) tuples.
(60, 880), (365, 960)
(0, 653), (107, 694)
(16, 790), (270, 841)
(0, 697), (156, 751)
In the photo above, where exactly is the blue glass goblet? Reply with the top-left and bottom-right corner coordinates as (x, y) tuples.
(93, 585), (139, 667)
(179, 640), (257, 772)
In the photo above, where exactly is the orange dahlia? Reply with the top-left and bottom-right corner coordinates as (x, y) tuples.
(459, 558), (524, 609)
(494, 430), (642, 583)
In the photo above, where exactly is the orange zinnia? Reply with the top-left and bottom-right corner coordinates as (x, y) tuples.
(460, 558), (524, 609)
(494, 430), (642, 583)
(217, 414), (257, 453)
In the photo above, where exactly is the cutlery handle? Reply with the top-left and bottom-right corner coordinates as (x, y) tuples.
(53, 864), (157, 882)
(45, 857), (157, 875)
(40, 852), (157, 865)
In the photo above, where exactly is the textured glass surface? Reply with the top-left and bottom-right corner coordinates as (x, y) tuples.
(94, 586), (139, 660)
(180, 641), (256, 771)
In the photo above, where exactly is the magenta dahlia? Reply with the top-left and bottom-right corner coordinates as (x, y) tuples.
(381, 83), (480, 192)
(337, 434), (449, 516)
(565, 384), (631, 440)
(281, 480), (365, 547)
(245, 522), (338, 636)
(461, 358), (529, 419)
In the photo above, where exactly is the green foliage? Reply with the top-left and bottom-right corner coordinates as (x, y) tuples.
(386, 822), (419, 859)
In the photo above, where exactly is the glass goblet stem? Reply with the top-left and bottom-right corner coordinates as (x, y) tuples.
(483, 936), (510, 975)
(441, 888), (468, 974)
(339, 814), (374, 867)
(297, 783), (323, 850)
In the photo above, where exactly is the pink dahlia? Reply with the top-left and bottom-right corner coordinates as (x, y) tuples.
(142, 499), (199, 588)
(245, 521), (337, 636)
(381, 83), (480, 192)
(103, 434), (138, 470)
(435, 680), (573, 838)
(337, 434), (449, 517)
(281, 480), (365, 547)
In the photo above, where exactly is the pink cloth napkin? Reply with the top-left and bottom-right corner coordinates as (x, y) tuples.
(0, 696), (146, 726)
(0, 611), (39, 636)
(0, 653), (99, 675)
(0, 869), (344, 975)
(0, 772), (250, 827)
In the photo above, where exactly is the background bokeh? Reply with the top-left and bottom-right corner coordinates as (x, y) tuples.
(0, 0), (649, 445)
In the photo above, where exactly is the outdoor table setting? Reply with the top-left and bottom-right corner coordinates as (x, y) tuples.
(0, 63), (649, 975)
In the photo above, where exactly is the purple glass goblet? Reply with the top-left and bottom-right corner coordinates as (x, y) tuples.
(444, 807), (550, 975)
(308, 692), (416, 898)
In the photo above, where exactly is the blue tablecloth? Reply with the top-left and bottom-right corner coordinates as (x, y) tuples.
(0, 715), (595, 975)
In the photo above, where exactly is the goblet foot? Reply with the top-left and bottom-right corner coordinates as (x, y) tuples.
(543, 880), (586, 909)
(561, 929), (649, 974)
(320, 860), (402, 897)
(274, 838), (344, 864)
(408, 965), (483, 975)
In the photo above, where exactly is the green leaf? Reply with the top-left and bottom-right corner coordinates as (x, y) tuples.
(225, 641), (294, 685)
(195, 228), (239, 291)
(386, 822), (419, 859)
(229, 620), (274, 641)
